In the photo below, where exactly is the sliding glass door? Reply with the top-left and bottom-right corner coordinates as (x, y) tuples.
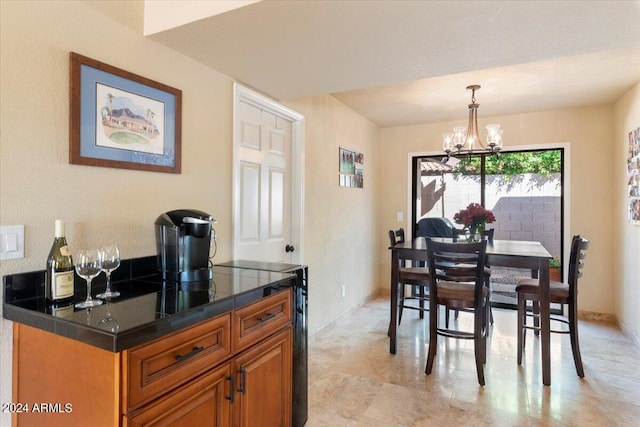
(411, 149), (564, 307)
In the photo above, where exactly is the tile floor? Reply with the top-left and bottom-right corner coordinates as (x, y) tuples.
(306, 297), (640, 426)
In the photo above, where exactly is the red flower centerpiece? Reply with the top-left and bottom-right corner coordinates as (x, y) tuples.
(453, 203), (496, 242)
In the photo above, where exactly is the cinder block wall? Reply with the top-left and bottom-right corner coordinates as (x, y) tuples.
(422, 173), (561, 257)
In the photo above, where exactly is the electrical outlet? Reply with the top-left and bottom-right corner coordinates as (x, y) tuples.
(341, 284), (346, 298)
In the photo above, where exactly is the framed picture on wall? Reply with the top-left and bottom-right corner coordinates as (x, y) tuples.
(69, 52), (182, 173)
(339, 147), (364, 188)
(628, 126), (640, 224)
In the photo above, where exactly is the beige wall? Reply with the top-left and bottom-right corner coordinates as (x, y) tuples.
(378, 106), (617, 317)
(613, 82), (640, 345)
(284, 95), (380, 332)
(0, 1), (237, 419)
(0, 1), (381, 416)
(1, 1), (638, 421)
(0, 0), (236, 273)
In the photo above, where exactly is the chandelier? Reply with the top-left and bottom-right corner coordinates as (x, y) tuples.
(442, 85), (503, 157)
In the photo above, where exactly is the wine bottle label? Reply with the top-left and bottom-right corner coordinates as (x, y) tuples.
(59, 245), (72, 257)
(52, 270), (74, 299)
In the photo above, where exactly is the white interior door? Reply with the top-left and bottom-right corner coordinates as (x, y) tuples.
(233, 84), (304, 263)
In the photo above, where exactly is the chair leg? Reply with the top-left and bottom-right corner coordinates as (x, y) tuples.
(481, 296), (489, 364)
(568, 301), (585, 377)
(533, 301), (540, 336)
(488, 279), (494, 325)
(517, 293), (525, 365)
(489, 304), (494, 325)
(445, 307), (450, 328)
(418, 285), (425, 319)
(425, 298), (438, 375)
(474, 302), (486, 386)
(398, 284), (405, 325)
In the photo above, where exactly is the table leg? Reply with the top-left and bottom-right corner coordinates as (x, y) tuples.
(539, 258), (551, 386)
(389, 250), (399, 354)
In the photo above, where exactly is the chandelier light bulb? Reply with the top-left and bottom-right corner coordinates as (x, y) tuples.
(442, 132), (454, 152)
(485, 124), (504, 152)
(452, 126), (466, 151)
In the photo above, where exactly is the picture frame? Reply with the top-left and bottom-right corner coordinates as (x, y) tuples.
(69, 52), (182, 173)
(339, 147), (364, 188)
(628, 126), (640, 224)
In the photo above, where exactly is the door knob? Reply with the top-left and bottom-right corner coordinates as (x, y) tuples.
(285, 244), (295, 253)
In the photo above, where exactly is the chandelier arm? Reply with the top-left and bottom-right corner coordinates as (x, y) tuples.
(442, 84), (503, 157)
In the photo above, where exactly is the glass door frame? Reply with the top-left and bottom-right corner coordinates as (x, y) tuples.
(410, 147), (567, 269)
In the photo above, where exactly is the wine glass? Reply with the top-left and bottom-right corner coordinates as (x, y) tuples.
(97, 245), (121, 299)
(74, 249), (103, 309)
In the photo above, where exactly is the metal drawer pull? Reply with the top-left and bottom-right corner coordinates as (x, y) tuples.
(175, 345), (205, 362)
(257, 312), (276, 322)
(237, 367), (246, 394)
(226, 375), (235, 403)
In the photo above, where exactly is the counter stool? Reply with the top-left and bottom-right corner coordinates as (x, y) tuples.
(516, 235), (589, 377)
(425, 239), (491, 385)
(389, 228), (430, 325)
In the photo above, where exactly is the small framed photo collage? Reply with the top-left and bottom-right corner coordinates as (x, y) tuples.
(628, 126), (640, 224)
(339, 147), (364, 188)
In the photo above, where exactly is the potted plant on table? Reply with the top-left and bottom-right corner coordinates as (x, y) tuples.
(549, 257), (562, 282)
(453, 203), (496, 242)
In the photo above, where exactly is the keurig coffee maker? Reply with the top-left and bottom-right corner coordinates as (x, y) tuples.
(155, 209), (214, 282)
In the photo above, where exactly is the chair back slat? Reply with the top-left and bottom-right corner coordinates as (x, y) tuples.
(567, 235), (589, 294)
(427, 239), (488, 302)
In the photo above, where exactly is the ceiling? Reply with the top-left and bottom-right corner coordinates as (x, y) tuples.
(148, 0), (640, 127)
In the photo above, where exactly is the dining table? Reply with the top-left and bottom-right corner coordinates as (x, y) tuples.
(388, 237), (554, 385)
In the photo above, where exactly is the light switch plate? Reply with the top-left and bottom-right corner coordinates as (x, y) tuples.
(1, 225), (25, 260)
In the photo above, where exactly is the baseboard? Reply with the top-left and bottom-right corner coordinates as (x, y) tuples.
(617, 318), (640, 354)
(309, 290), (379, 343)
(577, 310), (617, 324)
(377, 287), (390, 298)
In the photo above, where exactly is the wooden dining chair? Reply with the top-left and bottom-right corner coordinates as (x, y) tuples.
(516, 235), (589, 377)
(450, 227), (495, 325)
(425, 238), (491, 385)
(388, 228), (430, 325)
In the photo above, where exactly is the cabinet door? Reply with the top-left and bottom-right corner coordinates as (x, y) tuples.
(233, 327), (292, 427)
(124, 363), (232, 427)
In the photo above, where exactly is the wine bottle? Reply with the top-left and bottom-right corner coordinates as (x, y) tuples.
(45, 219), (74, 304)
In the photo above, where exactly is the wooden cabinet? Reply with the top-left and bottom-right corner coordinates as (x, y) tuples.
(12, 289), (292, 427)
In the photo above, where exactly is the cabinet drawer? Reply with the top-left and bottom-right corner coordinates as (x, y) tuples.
(123, 362), (232, 427)
(123, 313), (232, 412)
(233, 290), (291, 352)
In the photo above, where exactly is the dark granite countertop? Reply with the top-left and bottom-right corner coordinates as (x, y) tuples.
(3, 258), (296, 352)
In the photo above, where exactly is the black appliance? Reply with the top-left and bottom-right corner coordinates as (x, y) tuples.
(155, 209), (214, 282)
(216, 260), (308, 427)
